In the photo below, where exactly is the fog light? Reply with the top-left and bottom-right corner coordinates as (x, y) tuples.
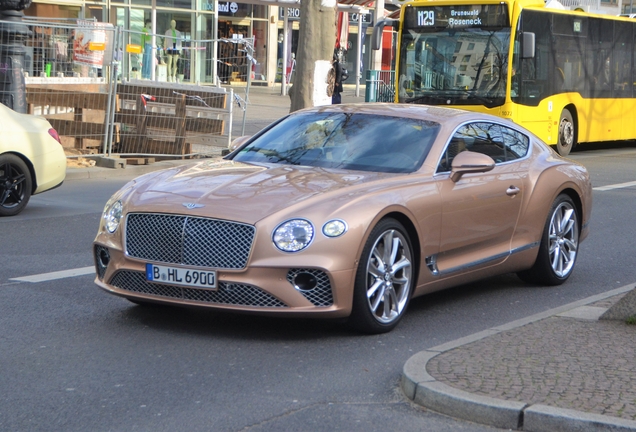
(98, 248), (110, 269)
(292, 272), (318, 291)
(94, 245), (110, 280)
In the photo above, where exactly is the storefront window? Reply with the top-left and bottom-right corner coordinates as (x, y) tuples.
(156, 0), (193, 9)
(155, 12), (193, 82)
(252, 5), (267, 18)
(252, 20), (267, 80)
(198, 0), (215, 12)
(131, 0), (151, 7)
(218, 2), (251, 18)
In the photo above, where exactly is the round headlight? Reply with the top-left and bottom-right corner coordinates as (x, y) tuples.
(273, 219), (314, 252)
(322, 220), (347, 238)
(104, 200), (123, 233)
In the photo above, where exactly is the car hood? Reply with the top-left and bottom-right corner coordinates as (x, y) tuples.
(124, 159), (398, 224)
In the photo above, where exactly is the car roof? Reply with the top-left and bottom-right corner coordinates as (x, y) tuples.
(294, 103), (509, 129)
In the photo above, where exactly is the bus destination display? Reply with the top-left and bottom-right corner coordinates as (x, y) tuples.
(404, 4), (509, 29)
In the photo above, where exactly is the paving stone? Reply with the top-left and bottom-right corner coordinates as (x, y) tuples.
(426, 315), (636, 421)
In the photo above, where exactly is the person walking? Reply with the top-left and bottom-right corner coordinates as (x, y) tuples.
(332, 54), (345, 104)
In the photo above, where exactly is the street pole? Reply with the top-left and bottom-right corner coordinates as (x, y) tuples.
(280, 8), (289, 96)
(371, 0), (384, 71)
(356, 13), (362, 97)
(0, 7), (31, 113)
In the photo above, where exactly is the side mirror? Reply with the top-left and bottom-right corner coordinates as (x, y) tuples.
(229, 135), (252, 153)
(450, 151), (495, 182)
(522, 32), (535, 59)
(372, 19), (397, 50)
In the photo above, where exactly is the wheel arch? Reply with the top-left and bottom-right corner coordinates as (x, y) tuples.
(1, 151), (37, 192)
(379, 211), (421, 287)
(558, 187), (583, 231)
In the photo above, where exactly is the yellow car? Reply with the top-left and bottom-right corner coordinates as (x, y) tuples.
(0, 103), (66, 216)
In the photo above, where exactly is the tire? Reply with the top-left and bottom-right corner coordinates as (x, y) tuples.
(0, 154), (32, 217)
(349, 218), (414, 334)
(517, 194), (579, 286)
(556, 109), (576, 157)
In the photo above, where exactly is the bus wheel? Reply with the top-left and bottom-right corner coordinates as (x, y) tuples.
(557, 110), (576, 157)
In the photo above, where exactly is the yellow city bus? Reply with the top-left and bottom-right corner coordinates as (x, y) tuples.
(373, 0), (636, 156)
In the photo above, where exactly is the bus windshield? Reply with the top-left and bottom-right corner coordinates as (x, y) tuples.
(398, 5), (511, 108)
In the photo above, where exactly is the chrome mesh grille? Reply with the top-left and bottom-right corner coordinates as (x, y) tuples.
(110, 270), (287, 308)
(286, 269), (333, 307)
(125, 213), (255, 269)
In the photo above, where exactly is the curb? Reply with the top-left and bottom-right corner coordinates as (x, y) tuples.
(402, 283), (636, 432)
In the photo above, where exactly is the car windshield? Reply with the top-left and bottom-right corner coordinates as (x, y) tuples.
(232, 112), (440, 173)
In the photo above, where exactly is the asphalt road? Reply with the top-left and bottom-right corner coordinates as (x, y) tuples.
(1, 143), (634, 431)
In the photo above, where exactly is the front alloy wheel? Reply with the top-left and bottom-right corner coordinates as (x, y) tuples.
(0, 154), (32, 217)
(350, 218), (413, 334)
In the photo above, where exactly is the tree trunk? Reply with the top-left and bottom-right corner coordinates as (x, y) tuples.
(290, 0), (337, 113)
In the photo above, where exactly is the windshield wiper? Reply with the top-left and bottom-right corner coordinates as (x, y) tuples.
(405, 94), (449, 104)
(453, 89), (498, 106)
(405, 90), (499, 107)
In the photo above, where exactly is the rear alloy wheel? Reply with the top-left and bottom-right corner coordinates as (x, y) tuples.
(517, 194), (579, 286)
(0, 154), (32, 217)
(557, 109), (576, 157)
(350, 218), (413, 334)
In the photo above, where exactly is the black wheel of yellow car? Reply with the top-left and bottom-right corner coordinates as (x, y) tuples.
(350, 218), (414, 334)
(517, 194), (579, 286)
(0, 154), (32, 217)
(556, 109), (576, 157)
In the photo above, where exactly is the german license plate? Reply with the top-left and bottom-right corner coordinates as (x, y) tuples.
(146, 263), (217, 290)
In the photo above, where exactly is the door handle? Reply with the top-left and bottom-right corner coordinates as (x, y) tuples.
(506, 186), (520, 196)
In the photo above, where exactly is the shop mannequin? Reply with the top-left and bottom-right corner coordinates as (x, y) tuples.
(164, 20), (182, 82)
(141, 19), (152, 79)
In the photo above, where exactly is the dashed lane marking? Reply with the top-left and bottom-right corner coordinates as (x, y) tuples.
(594, 180), (636, 191)
(10, 266), (95, 283)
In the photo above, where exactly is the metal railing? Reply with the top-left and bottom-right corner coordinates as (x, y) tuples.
(365, 70), (395, 102)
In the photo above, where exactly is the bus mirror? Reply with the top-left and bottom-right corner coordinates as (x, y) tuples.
(372, 19), (397, 50)
(523, 32), (536, 59)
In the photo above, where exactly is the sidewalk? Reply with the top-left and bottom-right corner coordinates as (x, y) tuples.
(403, 284), (636, 432)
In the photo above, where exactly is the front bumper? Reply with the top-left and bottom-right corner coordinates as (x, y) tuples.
(93, 243), (356, 318)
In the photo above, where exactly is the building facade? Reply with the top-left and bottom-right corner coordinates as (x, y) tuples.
(22, 0), (375, 87)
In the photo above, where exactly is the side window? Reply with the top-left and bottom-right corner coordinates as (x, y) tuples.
(437, 127), (470, 172)
(466, 123), (506, 162)
(500, 126), (530, 160)
(437, 122), (529, 172)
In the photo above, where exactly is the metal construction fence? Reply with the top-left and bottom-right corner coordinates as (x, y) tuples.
(0, 17), (253, 160)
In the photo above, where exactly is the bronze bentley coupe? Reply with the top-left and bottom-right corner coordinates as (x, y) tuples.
(94, 104), (592, 333)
